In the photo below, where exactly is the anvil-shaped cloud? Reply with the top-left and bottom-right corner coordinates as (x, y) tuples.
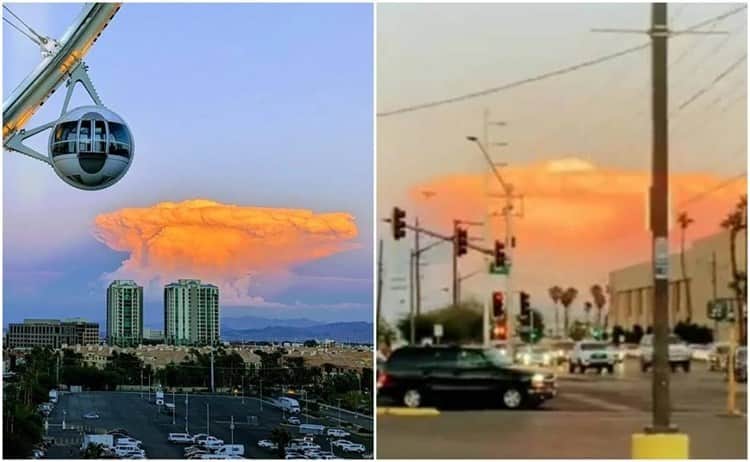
(407, 158), (746, 311)
(93, 199), (359, 305)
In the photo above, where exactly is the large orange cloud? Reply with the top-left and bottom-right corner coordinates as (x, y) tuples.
(406, 158), (746, 313)
(93, 199), (359, 305)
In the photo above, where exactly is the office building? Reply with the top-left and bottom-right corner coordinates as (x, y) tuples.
(107, 280), (144, 347)
(164, 279), (219, 346)
(7, 318), (100, 349)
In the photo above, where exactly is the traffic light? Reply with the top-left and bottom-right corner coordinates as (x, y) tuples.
(493, 321), (507, 340)
(492, 291), (505, 318)
(520, 291), (530, 317)
(392, 207), (406, 240)
(494, 240), (506, 267)
(456, 228), (468, 256)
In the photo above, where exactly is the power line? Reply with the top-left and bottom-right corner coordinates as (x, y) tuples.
(676, 54), (747, 112)
(378, 43), (649, 118)
(378, 5), (748, 118)
(675, 170), (747, 211)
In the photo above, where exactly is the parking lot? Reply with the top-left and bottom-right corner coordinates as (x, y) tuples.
(45, 391), (373, 459)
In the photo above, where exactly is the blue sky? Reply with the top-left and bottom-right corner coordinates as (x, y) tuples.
(3, 3), (374, 327)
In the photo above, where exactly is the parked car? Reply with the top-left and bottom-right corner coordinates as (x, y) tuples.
(213, 445), (244, 457)
(168, 433), (193, 444)
(568, 341), (616, 373)
(639, 334), (692, 372)
(326, 428), (350, 438)
(257, 439), (277, 449)
(201, 437), (225, 450)
(341, 442), (366, 454)
(82, 412), (100, 419)
(378, 345), (557, 409)
(287, 416), (301, 425)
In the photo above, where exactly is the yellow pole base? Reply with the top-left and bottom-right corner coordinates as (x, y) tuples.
(631, 433), (689, 459)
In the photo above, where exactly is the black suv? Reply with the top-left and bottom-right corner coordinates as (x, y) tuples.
(377, 345), (556, 409)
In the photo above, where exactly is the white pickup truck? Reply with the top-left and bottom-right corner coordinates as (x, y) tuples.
(639, 334), (692, 372)
(568, 341), (616, 373)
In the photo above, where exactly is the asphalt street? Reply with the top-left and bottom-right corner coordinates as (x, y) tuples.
(377, 358), (747, 459)
(45, 391), (372, 459)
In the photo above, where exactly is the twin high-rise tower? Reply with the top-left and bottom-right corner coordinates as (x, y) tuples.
(106, 279), (219, 347)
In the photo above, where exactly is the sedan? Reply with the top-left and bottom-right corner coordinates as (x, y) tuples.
(287, 416), (301, 425)
(82, 412), (100, 419)
(341, 443), (366, 453)
(257, 440), (277, 449)
(326, 428), (350, 438)
(331, 439), (354, 448)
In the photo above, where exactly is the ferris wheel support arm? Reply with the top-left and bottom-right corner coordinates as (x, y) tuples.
(61, 62), (102, 116)
(5, 121), (55, 164)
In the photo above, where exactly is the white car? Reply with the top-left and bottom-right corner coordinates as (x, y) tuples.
(168, 432), (193, 444)
(82, 412), (100, 419)
(202, 437), (225, 450)
(331, 439), (354, 448)
(640, 334), (692, 372)
(326, 428), (350, 438)
(341, 443), (366, 453)
(287, 416), (301, 425)
(568, 341), (616, 373)
(257, 439), (277, 449)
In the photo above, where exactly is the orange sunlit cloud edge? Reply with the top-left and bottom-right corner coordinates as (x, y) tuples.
(93, 199), (362, 307)
(405, 158), (746, 310)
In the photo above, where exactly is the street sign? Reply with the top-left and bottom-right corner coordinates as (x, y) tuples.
(433, 324), (443, 339)
(489, 262), (510, 275)
(708, 298), (737, 322)
(654, 237), (669, 280)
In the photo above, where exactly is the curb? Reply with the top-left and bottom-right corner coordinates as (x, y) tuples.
(377, 407), (440, 417)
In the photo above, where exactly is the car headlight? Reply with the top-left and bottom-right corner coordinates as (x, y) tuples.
(557, 349), (564, 356)
(531, 373), (544, 385)
(543, 354), (550, 363)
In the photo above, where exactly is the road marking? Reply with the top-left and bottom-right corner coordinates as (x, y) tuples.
(377, 407), (440, 417)
(561, 391), (637, 412)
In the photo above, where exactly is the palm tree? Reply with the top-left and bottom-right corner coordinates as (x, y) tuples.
(560, 287), (578, 335)
(677, 212), (695, 322)
(590, 284), (607, 328)
(584, 302), (593, 325)
(548, 286), (564, 336)
(721, 195), (747, 343)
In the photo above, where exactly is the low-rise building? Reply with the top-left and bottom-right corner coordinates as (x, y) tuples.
(7, 318), (100, 349)
(609, 229), (746, 341)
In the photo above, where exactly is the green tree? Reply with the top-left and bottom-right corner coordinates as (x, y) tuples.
(396, 299), (484, 344)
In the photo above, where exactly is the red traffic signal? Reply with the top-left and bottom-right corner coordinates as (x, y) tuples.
(392, 207), (406, 240)
(456, 228), (468, 256)
(492, 291), (505, 318)
(494, 240), (506, 267)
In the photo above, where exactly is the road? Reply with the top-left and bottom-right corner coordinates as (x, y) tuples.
(377, 358), (747, 459)
(44, 391), (372, 459)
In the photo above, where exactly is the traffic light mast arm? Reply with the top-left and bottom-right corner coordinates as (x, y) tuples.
(382, 219), (495, 256)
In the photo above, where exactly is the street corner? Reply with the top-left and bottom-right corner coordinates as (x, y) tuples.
(377, 407), (440, 417)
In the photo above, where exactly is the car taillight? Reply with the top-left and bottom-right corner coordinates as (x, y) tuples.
(377, 372), (389, 389)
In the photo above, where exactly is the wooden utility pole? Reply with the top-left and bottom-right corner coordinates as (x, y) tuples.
(649, 2), (672, 433)
(415, 218), (422, 317)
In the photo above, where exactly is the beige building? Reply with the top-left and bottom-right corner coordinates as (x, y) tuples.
(609, 229), (746, 341)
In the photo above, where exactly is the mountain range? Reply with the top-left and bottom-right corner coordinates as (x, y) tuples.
(218, 316), (372, 343)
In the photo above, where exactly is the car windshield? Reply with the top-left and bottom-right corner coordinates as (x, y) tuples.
(484, 348), (513, 367)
